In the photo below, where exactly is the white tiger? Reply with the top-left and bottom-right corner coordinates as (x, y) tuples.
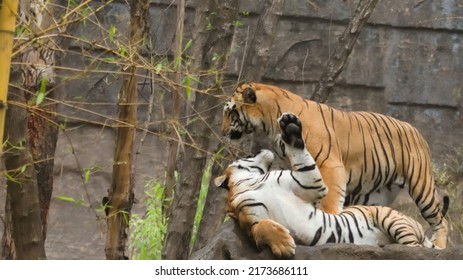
(215, 113), (442, 257)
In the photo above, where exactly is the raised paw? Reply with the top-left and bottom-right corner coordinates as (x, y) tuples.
(252, 219), (296, 258)
(278, 113), (304, 149)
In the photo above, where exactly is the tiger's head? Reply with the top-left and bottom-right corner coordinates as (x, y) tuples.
(214, 149), (274, 190)
(221, 83), (265, 142)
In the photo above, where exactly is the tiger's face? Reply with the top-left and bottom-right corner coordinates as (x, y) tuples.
(214, 149), (274, 190)
(221, 83), (261, 142)
(229, 149), (274, 175)
(222, 101), (246, 140)
(214, 149), (275, 222)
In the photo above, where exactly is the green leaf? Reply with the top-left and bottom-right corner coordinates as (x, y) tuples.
(84, 169), (90, 184)
(109, 26), (117, 42)
(36, 92), (46, 105)
(206, 22), (213, 30)
(183, 75), (200, 100)
(36, 78), (48, 106)
(155, 63), (162, 74)
(68, 0), (78, 7)
(182, 39), (192, 53)
(55, 196), (76, 203)
(19, 165), (27, 174)
(104, 56), (116, 62)
(232, 20), (243, 27)
(15, 26), (26, 36)
(36, 92), (45, 106)
(3, 172), (19, 183)
(82, 7), (90, 26)
(175, 56), (182, 69)
(184, 75), (191, 100)
(119, 46), (126, 57)
(213, 146), (225, 159)
(212, 54), (220, 62)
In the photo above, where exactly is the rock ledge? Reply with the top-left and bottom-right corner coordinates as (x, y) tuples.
(191, 219), (463, 260)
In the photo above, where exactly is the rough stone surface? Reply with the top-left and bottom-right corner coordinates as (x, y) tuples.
(62, 0), (462, 161)
(58, 0), (462, 164)
(191, 219), (463, 260)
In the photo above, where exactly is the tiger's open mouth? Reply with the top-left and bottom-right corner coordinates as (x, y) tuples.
(223, 105), (246, 141)
(222, 101), (255, 142)
(226, 120), (254, 141)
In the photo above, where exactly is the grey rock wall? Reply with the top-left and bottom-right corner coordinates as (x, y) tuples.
(60, 0), (462, 161)
(227, 0), (462, 162)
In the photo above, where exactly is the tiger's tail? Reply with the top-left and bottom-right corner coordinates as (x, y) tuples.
(442, 195), (450, 217)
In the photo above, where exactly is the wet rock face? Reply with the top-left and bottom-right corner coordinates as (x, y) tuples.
(191, 219), (463, 260)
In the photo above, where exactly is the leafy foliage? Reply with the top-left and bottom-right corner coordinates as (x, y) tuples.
(129, 180), (167, 260)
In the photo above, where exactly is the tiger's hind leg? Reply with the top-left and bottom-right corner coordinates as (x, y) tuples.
(429, 193), (449, 249)
(432, 219), (448, 249)
(408, 174), (449, 248)
(251, 219), (296, 258)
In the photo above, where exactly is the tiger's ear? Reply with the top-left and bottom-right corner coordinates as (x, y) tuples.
(214, 175), (229, 190)
(242, 87), (257, 104)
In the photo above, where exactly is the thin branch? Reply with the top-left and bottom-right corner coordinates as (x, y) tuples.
(60, 127), (103, 223)
(311, 0), (379, 103)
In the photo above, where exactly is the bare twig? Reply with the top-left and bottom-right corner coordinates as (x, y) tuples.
(311, 0), (379, 103)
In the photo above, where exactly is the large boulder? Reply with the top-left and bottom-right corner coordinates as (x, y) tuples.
(191, 219), (463, 260)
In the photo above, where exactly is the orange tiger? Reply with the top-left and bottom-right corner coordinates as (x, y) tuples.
(220, 82), (449, 248)
(215, 113), (444, 257)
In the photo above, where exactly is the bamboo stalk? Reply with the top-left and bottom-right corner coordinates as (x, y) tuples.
(0, 0), (19, 153)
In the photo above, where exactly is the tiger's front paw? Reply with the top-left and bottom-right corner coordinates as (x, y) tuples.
(252, 219), (296, 258)
(278, 113), (304, 149)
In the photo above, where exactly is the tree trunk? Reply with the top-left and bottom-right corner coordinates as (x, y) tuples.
(1, 192), (15, 259)
(164, 0), (185, 216)
(162, 0), (239, 260)
(104, 0), (149, 260)
(1, 0), (46, 260)
(310, 0), (379, 103)
(26, 83), (58, 241)
(192, 0), (286, 252)
(21, 0), (58, 241)
(3, 90), (46, 259)
(238, 0), (285, 82)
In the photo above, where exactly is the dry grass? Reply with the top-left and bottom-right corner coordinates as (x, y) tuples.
(433, 146), (463, 247)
